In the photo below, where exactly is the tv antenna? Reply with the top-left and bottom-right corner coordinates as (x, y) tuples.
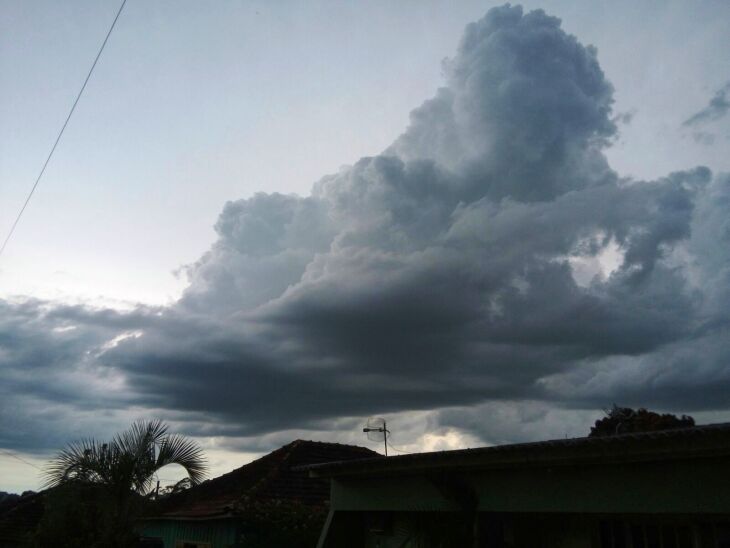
(363, 417), (390, 456)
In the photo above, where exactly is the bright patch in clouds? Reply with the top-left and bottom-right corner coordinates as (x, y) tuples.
(567, 234), (624, 287)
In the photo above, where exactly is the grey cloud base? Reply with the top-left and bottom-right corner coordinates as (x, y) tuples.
(2, 5), (730, 453)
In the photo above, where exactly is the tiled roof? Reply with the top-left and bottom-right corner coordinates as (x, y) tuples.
(150, 440), (379, 519)
(305, 422), (730, 478)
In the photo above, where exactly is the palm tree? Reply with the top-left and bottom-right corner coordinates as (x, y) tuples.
(40, 420), (207, 547)
(45, 419), (207, 494)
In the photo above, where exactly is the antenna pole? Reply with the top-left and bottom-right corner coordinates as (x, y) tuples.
(363, 419), (390, 457)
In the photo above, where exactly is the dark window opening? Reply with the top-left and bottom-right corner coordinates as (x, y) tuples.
(599, 520), (701, 548)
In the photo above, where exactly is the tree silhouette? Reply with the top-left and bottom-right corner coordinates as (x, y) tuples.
(589, 405), (695, 437)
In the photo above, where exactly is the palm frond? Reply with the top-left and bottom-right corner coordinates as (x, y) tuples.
(114, 419), (166, 458)
(43, 438), (111, 488)
(154, 434), (208, 486)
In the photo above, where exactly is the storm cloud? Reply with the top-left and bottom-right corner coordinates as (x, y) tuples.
(3, 5), (730, 453)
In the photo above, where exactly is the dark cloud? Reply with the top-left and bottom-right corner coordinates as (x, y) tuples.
(0, 300), (142, 452)
(683, 82), (730, 128)
(692, 131), (716, 146)
(613, 109), (636, 126)
(2, 5), (730, 454)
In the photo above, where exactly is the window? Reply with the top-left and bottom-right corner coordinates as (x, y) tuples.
(365, 512), (393, 535)
(598, 520), (694, 548)
(175, 542), (211, 548)
(698, 524), (730, 548)
(138, 538), (164, 548)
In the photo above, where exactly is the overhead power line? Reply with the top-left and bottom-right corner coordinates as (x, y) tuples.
(386, 441), (412, 454)
(387, 443), (411, 454)
(0, 448), (43, 471)
(0, 0), (128, 259)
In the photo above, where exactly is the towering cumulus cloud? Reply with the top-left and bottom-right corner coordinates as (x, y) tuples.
(2, 5), (729, 452)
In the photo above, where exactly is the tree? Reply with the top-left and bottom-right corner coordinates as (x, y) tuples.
(589, 405), (695, 438)
(33, 483), (111, 548)
(38, 420), (207, 547)
(156, 477), (192, 499)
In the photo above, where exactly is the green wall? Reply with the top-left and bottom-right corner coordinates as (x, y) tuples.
(472, 457), (730, 514)
(329, 457), (730, 514)
(331, 476), (460, 512)
(139, 519), (238, 548)
(320, 456), (730, 547)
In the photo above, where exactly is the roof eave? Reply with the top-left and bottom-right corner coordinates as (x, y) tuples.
(305, 425), (730, 478)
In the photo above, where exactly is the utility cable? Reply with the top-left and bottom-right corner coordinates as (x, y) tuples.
(0, 448), (43, 471)
(0, 0), (128, 259)
(386, 441), (413, 454)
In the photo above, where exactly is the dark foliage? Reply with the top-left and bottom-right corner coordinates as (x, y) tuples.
(0, 491), (43, 547)
(155, 477), (192, 499)
(0, 491), (21, 513)
(32, 483), (133, 548)
(589, 405), (695, 437)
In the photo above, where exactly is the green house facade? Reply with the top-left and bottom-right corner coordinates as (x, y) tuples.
(306, 423), (730, 548)
(139, 519), (236, 548)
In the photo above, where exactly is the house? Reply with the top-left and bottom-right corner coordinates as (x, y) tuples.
(306, 423), (730, 547)
(139, 440), (379, 548)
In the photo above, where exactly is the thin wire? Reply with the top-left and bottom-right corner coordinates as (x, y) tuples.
(0, 448), (43, 471)
(0, 0), (128, 259)
(386, 441), (412, 454)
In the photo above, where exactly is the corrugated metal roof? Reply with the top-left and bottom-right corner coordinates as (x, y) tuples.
(304, 422), (730, 478)
(149, 440), (379, 519)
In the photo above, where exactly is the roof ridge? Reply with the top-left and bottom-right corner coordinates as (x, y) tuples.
(402, 421), (730, 456)
(290, 439), (376, 449)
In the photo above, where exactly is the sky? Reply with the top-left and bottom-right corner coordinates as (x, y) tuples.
(1, 0), (729, 493)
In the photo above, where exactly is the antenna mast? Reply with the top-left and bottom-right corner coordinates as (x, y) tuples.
(363, 418), (390, 456)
